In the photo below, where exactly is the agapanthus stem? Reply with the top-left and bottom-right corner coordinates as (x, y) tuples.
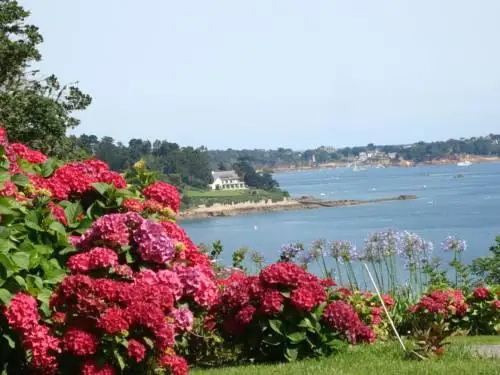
(335, 258), (344, 286)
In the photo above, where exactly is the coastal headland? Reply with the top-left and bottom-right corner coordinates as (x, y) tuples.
(264, 155), (500, 173)
(179, 194), (417, 220)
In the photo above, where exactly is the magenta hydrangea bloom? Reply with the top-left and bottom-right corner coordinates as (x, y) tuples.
(171, 307), (194, 332)
(77, 214), (131, 249)
(133, 220), (176, 264)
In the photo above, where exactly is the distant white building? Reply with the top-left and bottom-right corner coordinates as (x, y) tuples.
(210, 171), (247, 190)
(388, 152), (398, 159)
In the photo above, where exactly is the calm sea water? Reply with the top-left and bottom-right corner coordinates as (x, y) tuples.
(182, 163), (500, 268)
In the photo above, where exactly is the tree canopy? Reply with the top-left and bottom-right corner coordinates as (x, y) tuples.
(0, 0), (91, 156)
(74, 134), (212, 189)
(233, 157), (279, 190)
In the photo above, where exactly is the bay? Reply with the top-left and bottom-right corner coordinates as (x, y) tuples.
(183, 163), (500, 268)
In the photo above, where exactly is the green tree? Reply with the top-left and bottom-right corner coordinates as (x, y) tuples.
(470, 236), (500, 285)
(0, 0), (92, 156)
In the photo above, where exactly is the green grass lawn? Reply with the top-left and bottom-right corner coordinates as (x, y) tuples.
(185, 189), (255, 198)
(184, 188), (287, 208)
(192, 337), (500, 375)
(449, 335), (500, 345)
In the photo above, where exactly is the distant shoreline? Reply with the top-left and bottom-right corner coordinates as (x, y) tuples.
(263, 156), (500, 174)
(178, 194), (417, 221)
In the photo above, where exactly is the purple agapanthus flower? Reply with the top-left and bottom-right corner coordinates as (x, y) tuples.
(442, 236), (467, 253)
(296, 250), (314, 265)
(399, 230), (433, 267)
(329, 240), (358, 262)
(362, 229), (403, 261)
(309, 239), (328, 260)
(279, 242), (304, 262)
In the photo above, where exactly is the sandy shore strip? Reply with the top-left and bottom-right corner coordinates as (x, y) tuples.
(178, 195), (417, 220)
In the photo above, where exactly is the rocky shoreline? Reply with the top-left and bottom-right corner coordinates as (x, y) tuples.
(178, 194), (417, 221)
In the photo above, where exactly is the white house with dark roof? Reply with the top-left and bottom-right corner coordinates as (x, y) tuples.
(210, 170), (247, 190)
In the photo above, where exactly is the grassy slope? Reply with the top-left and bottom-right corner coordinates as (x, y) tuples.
(185, 189), (254, 197)
(193, 337), (500, 375)
(184, 188), (286, 207)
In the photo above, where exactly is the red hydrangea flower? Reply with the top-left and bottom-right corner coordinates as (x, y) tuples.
(235, 305), (256, 325)
(409, 289), (468, 318)
(97, 307), (129, 334)
(67, 247), (119, 273)
(473, 286), (490, 301)
(10, 143), (48, 164)
(371, 307), (382, 325)
(114, 264), (134, 278)
(259, 289), (284, 315)
(244, 276), (262, 298)
(127, 339), (146, 362)
(217, 269), (246, 288)
(5, 293), (61, 374)
(81, 360), (116, 375)
(381, 294), (395, 308)
(92, 278), (127, 304)
(320, 278), (336, 287)
(143, 199), (165, 213)
(122, 198), (144, 213)
(335, 288), (352, 299)
(220, 280), (251, 310)
(491, 300), (500, 310)
(176, 266), (218, 308)
(323, 300), (361, 334)
(4, 293), (40, 331)
(52, 311), (67, 325)
(124, 302), (175, 350)
(181, 244), (214, 270)
(290, 286), (317, 311)
(0, 126), (8, 144)
(351, 323), (376, 344)
(260, 262), (310, 287)
(160, 353), (189, 375)
(46, 160), (126, 200)
(77, 213), (132, 249)
(204, 314), (217, 331)
(48, 202), (68, 225)
(160, 220), (191, 244)
(0, 181), (18, 199)
(62, 328), (99, 356)
(22, 324), (61, 375)
(142, 182), (181, 213)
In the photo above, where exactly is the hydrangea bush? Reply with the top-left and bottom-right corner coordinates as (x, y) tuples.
(208, 262), (381, 362)
(406, 285), (500, 356)
(0, 126), (216, 374)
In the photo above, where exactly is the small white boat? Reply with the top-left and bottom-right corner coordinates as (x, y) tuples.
(352, 165), (367, 172)
(457, 161), (472, 167)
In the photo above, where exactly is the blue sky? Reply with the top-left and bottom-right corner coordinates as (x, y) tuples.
(21, 0), (500, 149)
